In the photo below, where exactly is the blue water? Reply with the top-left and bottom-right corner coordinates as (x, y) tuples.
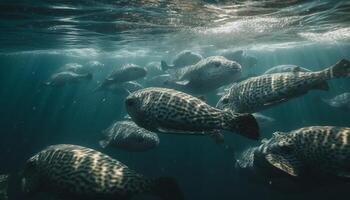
(1, 1), (350, 200)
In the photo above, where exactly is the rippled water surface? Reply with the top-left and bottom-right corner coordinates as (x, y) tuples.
(1, 0), (350, 54)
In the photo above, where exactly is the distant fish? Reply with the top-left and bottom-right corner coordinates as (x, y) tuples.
(97, 64), (147, 90)
(161, 50), (202, 70)
(217, 59), (350, 113)
(263, 65), (311, 74)
(125, 87), (259, 143)
(59, 62), (104, 74)
(252, 113), (275, 128)
(20, 144), (184, 200)
(321, 92), (350, 110)
(167, 56), (242, 94)
(44, 71), (92, 87)
(221, 50), (257, 68)
(100, 120), (160, 152)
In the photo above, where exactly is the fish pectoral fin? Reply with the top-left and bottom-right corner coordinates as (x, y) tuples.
(156, 127), (186, 134)
(263, 98), (289, 107)
(265, 153), (300, 177)
(175, 80), (190, 85)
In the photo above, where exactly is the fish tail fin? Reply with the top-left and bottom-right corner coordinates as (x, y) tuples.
(161, 60), (170, 71)
(0, 174), (9, 200)
(322, 59), (350, 79)
(152, 177), (184, 200)
(226, 113), (260, 140)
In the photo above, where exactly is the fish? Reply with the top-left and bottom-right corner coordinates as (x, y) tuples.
(167, 56), (242, 94)
(217, 59), (350, 113)
(263, 65), (311, 74)
(125, 87), (259, 143)
(161, 50), (202, 70)
(20, 144), (184, 200)
(99, 120), (160, 152)
(321, 92), (350, 110)
(97, 64), (147, 91)
(95, 81), (143, 95)
(44, 71), (92, 87)
(263, 126), (350, 178)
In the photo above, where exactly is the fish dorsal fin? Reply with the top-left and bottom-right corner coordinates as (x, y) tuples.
(265, 153), (300, 176)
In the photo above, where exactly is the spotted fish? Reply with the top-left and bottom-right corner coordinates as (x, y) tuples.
(100, 120), (160, 152)
(261, 126), (350, 178)
(21, 144), (184, 200)
(217, 59), (350, 113)
(125, 87), (259, 143)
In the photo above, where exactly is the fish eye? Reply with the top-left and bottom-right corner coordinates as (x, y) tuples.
(125, 98), (135, 107)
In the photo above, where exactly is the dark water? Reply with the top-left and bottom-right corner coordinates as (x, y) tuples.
(0, 0), (350, 200)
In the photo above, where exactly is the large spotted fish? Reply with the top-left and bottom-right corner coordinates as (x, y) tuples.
(100, 120), (160, 152)
(261, 126), (350, 178)
(20, 144), (184, 200)
(125, 87), (259, 143)
(217, 59), (350, 113)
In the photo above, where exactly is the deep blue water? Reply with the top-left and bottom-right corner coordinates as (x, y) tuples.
(1, 1), (350, 200)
